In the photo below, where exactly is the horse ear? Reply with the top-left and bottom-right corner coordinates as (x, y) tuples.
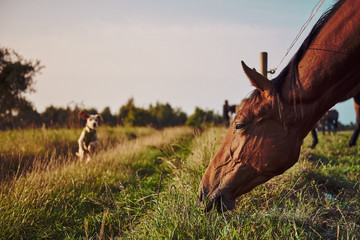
(79, 111), (89, 120)
(241, 61), (273, 92)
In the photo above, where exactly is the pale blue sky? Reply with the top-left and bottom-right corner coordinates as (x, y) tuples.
(0, 0), (355, 124)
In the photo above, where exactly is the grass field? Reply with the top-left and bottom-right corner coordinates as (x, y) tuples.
(0, 126), (359, 239)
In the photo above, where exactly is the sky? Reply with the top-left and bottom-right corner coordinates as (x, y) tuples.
(0, 0), (355, 124)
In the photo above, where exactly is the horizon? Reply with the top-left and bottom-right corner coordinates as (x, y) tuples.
(1, 0), (355, 124)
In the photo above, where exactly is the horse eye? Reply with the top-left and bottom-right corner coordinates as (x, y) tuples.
(235, 123), (245, 130)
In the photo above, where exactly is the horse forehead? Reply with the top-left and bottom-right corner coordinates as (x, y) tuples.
(239, 99), (271, 119)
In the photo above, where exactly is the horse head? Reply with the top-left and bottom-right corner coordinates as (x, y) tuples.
(199, 0), (360, 212)
(199, 62), (304, 212)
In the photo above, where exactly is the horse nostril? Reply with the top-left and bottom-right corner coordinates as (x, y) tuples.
(215, 196), (225, 212)
(199, 192), (203, 202)
(199, 186), (212, 211)
(199, 188), (205, 207)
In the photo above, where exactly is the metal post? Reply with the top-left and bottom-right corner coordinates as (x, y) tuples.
(260, 52), (268, 78)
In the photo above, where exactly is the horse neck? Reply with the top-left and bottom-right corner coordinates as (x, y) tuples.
(281, 0), (360, 138)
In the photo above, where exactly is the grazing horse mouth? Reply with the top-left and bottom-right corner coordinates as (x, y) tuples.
(199, 189), (236, 212)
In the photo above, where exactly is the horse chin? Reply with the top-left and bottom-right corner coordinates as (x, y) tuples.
(214, 195), (236, 212)
(200, 193), (236, 212)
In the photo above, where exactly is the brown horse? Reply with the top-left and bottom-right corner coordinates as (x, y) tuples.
(310, 109), (339, 148)
(199, 0), (360, 212)
(319, 109), (339, 134)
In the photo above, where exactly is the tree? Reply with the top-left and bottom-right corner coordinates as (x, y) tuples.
(101, 107), (117, 126)
(186, 107), (222, 128)
(118, 98), (152, 126)
(0, 99), (42, 129)
(41, 106), (70, 128)
(118, 98), (187, 128)
(149, 102), (187, 128)
(118, 98), (136, 126)
(0, 47), (43, 125)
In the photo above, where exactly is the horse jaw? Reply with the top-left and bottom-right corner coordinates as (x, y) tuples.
(199, 160), (271, 212)
(198, 108), (302, 212)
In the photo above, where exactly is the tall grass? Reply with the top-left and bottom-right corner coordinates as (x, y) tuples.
(0, 126), (193, 239)
(0, 126), (156, 180)
(130, 129), (360, 239)
(0, 127), (359, 239)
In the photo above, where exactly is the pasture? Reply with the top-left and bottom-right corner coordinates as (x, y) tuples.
(0, 126), (359, 239)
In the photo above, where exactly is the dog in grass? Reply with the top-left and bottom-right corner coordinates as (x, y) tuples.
(76, 110), (103, 162)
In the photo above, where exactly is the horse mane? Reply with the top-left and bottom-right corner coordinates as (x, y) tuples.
(242, 0), (345, 123)
(272, 0), (345, 99)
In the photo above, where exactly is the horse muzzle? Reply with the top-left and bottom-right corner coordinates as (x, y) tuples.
(199, 186), (236, 212)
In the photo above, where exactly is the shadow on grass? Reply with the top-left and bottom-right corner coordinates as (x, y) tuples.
(300, 153), (357, 194)
(0, 144), (78, 182)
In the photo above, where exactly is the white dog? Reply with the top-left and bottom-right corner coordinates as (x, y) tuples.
(76, 111), (103, 162)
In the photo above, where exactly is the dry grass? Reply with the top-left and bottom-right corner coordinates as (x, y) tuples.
(0, 127), (359, 239)
(0, 126), (157, 180)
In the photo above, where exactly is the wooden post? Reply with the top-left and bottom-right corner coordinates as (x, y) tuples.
(260, 52), (268, 78)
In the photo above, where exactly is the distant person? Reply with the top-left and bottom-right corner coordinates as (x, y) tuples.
(223, 100), (230, 127)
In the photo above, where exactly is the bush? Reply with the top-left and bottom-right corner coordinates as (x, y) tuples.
(186, 107), (222, 128)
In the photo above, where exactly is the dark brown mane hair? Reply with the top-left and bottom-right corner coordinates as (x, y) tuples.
(272, 0), (344, 99)
(241, 0), (345, 124)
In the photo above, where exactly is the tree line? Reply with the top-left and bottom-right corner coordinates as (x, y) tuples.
(0, 97), (223, 129)
(0, 47), (223, 130)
